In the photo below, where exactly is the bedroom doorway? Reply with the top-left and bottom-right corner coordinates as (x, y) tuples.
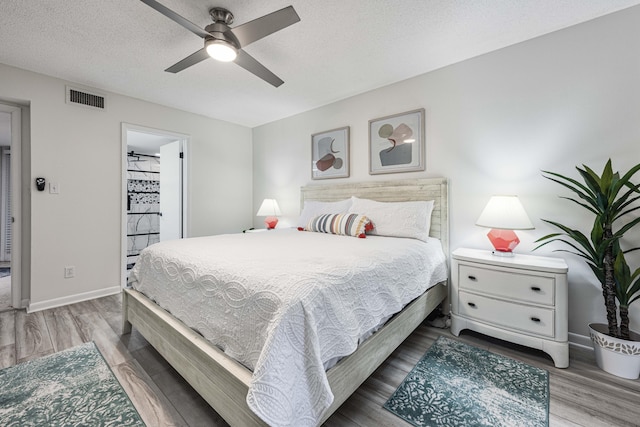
(0, 103), (22, 311)
(121, 123), (189, 286)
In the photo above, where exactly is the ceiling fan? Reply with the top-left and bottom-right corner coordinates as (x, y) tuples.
(140, 0), (300, 87)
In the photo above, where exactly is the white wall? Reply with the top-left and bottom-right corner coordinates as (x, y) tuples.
(0, 63), (253, 309)
(253, 6), (640, 341)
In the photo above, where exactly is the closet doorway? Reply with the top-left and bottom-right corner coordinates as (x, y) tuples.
(0, 103), (22, 311)
(121, 124), (189, 287)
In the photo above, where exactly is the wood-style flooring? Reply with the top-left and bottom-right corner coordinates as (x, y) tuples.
(1, 294), (639, 426)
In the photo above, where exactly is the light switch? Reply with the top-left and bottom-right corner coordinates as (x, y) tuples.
(50, 183), (60, 194)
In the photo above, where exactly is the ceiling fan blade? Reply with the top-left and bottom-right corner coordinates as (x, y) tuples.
(140, 0), (210, 39)
(235, 50), (284, 87)
(165, 48), (209, 73)
(230, 6), (300, 48)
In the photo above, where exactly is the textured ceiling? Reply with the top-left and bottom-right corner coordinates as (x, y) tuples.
(1, 0), (639, 128)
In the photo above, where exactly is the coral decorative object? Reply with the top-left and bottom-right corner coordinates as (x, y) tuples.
(486, 229), (520, 253)
(264, 216), (279, 229)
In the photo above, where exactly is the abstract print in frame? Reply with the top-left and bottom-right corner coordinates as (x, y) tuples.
(369, 108), (425, 174)
(311, 126), (350, 179)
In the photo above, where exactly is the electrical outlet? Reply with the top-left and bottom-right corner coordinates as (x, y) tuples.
(64, 266), (75, 278)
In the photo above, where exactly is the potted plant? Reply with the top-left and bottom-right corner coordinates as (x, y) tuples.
(535, 159), (640, 379)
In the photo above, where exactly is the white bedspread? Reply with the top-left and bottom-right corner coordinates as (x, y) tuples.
(129, 229), (447, 426)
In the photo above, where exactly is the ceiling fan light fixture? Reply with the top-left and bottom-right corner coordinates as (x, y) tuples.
(205, 39), (238, 62)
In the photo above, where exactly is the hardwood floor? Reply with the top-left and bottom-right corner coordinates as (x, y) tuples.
(1, 294), (639, 426)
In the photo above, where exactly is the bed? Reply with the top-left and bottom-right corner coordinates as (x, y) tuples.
(122, 178), (449, 426)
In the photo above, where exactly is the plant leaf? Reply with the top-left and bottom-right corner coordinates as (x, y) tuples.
(541, 170), (599, 211)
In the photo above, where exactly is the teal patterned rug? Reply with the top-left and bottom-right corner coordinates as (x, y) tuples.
(384, 336), (549, 427)
(0, 342), (145, 426)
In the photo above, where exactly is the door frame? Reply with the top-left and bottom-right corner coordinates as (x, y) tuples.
(121, 123), (189, 288)
(0, 103), (22, 309)
(1, 147), (11, 261)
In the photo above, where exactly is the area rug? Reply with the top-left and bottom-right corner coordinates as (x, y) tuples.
(384, 336), (549, 427)
(0, 342), (145, 426)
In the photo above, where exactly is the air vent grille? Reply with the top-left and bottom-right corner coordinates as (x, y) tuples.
(66, 86), (106, 110)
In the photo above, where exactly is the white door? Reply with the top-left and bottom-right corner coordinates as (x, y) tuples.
(159, 140), (182, 241)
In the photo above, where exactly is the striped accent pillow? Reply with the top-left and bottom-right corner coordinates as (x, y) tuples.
(302, 213), (373, 238)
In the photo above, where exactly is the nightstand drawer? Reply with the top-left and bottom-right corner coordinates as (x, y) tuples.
(459, 264), (555, 306)
(458, 291), (555, 338)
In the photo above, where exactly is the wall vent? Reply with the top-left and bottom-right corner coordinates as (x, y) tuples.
(65, 85), (106, 110)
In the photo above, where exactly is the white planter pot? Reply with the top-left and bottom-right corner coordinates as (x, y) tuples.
(589, 323), (640, 380)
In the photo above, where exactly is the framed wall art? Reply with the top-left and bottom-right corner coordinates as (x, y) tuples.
(369, 108), (425, 175)
(311, 126), (350, 179)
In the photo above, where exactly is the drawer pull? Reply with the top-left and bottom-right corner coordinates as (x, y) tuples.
(531, 286), (541, 292)
(530, 317), (541, 323)
(467, 302), (477, 308)
(468, 275), (477, 281)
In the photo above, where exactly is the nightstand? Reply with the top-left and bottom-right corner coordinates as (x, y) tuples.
(450, 248), (569, 368)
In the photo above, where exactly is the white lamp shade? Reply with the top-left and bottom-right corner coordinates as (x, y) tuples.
(256, 199), (282, 217)
(476, 195), (534, 230)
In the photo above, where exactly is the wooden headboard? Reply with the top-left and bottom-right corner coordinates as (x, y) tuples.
(300, 178), (449, 255)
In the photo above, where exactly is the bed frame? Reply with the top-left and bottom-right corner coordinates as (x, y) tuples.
(122, 178), (449, 426)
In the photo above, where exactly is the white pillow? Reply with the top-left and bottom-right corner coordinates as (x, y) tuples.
(348, 197), (434, 241)
(297, 198), (352, 228)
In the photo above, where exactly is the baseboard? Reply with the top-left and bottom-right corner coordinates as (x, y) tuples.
(27, 286), (122, 313)
(569, 331), (594, 351)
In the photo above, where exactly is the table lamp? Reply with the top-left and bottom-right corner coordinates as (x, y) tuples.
(257, 199), (282, 229)
(476, 195), (534, 256)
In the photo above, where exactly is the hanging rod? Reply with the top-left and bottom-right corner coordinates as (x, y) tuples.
(128, 150), (159, 159)
(127, 169), (160, 174)
(127, 212), (162, 215)
(127, 232), (160, 237)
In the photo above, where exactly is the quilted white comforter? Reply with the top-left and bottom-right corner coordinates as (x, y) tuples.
(129, 229), (447, 426)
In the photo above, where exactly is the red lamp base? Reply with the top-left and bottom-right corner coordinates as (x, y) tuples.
(487, 229), (519, 256)
(264, 216), (278, 229)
